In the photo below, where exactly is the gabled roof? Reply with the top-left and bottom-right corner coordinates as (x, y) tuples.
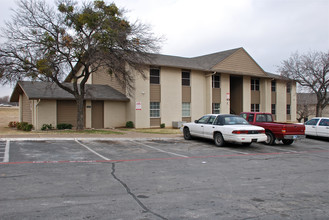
(10, 81), (129, 102)
(147, 48), (240, 71)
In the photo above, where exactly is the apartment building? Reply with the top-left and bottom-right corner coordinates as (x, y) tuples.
(10, 47), (297, 130)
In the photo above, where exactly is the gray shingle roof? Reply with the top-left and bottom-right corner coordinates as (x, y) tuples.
(147, 48), (241, 71)
(10, 81), (129, 102)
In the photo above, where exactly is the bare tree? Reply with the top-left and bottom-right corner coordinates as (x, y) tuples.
(278, 51), (329, 117)
(0, 0), (161, 130)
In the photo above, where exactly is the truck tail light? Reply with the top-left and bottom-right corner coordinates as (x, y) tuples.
(282, 128), (286, 133)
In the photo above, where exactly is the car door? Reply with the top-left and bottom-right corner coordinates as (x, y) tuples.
(305, 118), (320, 136)
(316, 119), (329, 138)
(189, 115), (211, 137)
(203, 116), (218, 139)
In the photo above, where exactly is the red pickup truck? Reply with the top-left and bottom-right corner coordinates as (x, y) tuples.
(240, 112), (305, 145)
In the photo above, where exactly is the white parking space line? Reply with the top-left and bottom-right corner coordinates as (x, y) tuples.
(4, 140), (10, 163)
(75, 139), (110, 161)
(263, 145), (298, 153)
(132, 141), (189, 158)
(219, 147), (250, 155)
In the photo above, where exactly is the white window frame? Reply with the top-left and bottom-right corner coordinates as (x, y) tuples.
(212, 103), (220, 114)
(150, 102), (160, 118)
(182, 102), (191, 117)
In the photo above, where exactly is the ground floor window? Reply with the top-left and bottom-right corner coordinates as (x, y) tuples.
(182, 102), (191, 117)
(287, 104), (291, 115)
(212, 103), (220, 114)
(251, 104), (260, 112)
(271, 104), (276, 115)
(150, 102), (160, 118)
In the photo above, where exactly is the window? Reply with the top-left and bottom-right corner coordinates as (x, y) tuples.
(216, 115), (249, 125)
(182, 70), (190, 86)
(182, 102), (190, 117)
(212, 73), (220, 88)
(319, 119), (329, 126)
(251, 104), (260, 112)
(271, 104), (276, 115)
(207, 116), (217, 124)
(287, 83), (291, 93)
(271, 81), (276, 92)
(287, 104), (291, 115)
(256, 114), (273, 122)
(196, 115), (210, 124)
(212, 103), (220, 114)
(150, 102), (160, 118)
(251, 78), (260, 91)
(305, 118), (319, 126)
(248, 114), (254, 122)
(150, 67), (160, 84)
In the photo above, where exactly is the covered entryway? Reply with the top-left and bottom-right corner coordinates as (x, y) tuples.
(230, 76), (243, 115)
(92, 101), (104, 129)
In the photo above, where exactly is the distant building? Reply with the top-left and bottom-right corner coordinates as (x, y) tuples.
(11, 47), (297, 130)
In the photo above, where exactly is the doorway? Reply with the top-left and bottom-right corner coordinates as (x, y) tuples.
(230, 76), (243, 115)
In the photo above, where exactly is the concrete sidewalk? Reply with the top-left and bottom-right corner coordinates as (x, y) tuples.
(0, 129), (183, 140)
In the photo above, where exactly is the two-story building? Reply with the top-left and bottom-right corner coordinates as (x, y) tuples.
(10, 47), (297, 130)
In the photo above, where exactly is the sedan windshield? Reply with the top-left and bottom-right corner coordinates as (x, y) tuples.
(216, 115), (249, 125)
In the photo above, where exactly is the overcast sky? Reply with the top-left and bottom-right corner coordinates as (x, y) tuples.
(0, 0), (328, 97)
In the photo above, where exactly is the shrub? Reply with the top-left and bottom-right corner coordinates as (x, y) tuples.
(16, 122), (33, 131)
(8, 121), (18, 128)
(16, 122), (28, 130)
(41, 124), (54, 131)
(57, 123), (73, 130)
(126, 121), (134, 128)
(160, 123), (165, 128)
(23, 124), (33, 131)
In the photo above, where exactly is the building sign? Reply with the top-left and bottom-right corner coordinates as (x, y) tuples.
(136, 102), (142, 110)
(226, 93), (230, 101)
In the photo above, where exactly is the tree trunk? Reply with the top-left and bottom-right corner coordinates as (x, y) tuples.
(76, 97), (84, 130)
(316, 103), (322, 117)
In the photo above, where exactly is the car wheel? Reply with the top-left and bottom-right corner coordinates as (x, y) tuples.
(265, 131), (275, 145)
(214, 132), (225, 147)
(183, 127), (192, 140)
(282, 140), (294, 145)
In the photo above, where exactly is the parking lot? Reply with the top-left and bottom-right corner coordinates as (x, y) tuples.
(0, 137), (328, 219)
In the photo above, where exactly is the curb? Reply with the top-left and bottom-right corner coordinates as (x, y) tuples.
(0, 137), (182, 141)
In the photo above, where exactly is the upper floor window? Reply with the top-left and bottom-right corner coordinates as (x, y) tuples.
(212, 73), (220, 88)
(182, 70), (190, 86)
(150, 67), (160, 84)
(271, 81), (276, 92)
(286, 83), (291, 93)
(251, 78), (259, 91)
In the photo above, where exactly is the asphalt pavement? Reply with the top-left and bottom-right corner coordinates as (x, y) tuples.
(0, 137), (328, 219)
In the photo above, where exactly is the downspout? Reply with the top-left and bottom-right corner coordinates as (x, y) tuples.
(35, 99), (41, 130)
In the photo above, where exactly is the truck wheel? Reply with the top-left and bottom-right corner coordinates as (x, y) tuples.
(214, 133), (225, 147)
(265, 131), (275, 145)
(183, 127), (192, 140)
(282, 140), (294, 145)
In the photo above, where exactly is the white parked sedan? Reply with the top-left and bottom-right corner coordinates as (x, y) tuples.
(181, 114), (267, 147)
(305, 117), (329, 138)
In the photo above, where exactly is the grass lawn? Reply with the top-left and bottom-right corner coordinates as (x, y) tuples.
(120, 128), (182, 134)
